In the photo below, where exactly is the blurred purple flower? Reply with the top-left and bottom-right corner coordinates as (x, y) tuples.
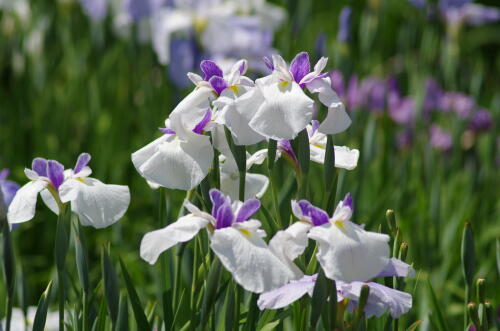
(387, 80), (416, 125)
(430, 124), (453, 151)
(168, 37), (202, 88)
(469, 109), (492, 133)
(347, 75), (364, 109)
(338, 7), (352, 43)
(441, 92), (474, 119)
(360, 77), (387, 112)
(424, 78), (443, 114)
(408, 0), (426, 9)
(314, 32), (327, 60)
(124, 0), (165, 21)
(397, 130), (414, 150)
(79, 0), (108, 21)
(329, 70), (345, 100)
(0, 169), (20, 221)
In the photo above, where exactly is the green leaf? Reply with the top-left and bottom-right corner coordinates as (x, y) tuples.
(116, 293), (129, 331)
(2, 221), (15, 297)
(461, 222), (476, 287)
(73, 221), (90, 294)
(119, 258), (151, 330)
(32, 280), (53, 331)
(427, 279), (448, 331)
(310, 268), (331, 329)
(101, 246), (119, 325)
(200, 258), (223, 326)
(496, 238), (500, 277)
(406, 320), (423, 331)
(259, 319), (280, 331)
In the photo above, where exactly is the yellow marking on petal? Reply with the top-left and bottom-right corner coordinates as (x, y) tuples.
(279, 81), (290, 88)
(229, 85), (239, 95)
(334, 220), (345, 229)
(193, 17), (208, 33)
(239, 229), (252, 237)
(75, 177), (86, 183)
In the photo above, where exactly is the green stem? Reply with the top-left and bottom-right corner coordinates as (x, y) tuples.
(2, 221), (15, 331)
(55, 205), (70, 331)
(297, 129), (310, 199)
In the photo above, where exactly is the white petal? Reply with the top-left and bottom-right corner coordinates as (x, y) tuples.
(24, 168), (40, 181)
(308, 222), (390, 282)
(7, 180), (47, 224)
(269, 221), (312, 278)
(140, 214), (209, 264)
(210, 227), (297, 293)
(246, 149), (268, 169)
(220, 172), (269, 200)
(306, 77), (342, 109)
(249, 81), (314, 140)
(310, 145), (359, 170)
(60, 178), (130, 229)
(169, 87), (214, 140)
(132, 134), (213, 190)
(187, 72), (204, 86)
(318, 103), (352, 135)
(152, 9), (192, 64)
(40, 189), (59, 214)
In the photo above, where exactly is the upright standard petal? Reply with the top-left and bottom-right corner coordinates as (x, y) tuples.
(140, 215), (209, 264)
(308, 222), (390, 282)
(249, 80), (314, 140)
(7, 180), (48, 224)
(59, 178), (130, 229)
(132, 133), (213, 190)
(258, 274), (317, 310)
(210, 226), (297, 293)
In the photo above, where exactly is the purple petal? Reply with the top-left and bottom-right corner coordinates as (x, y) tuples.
(469, 109), (492, 133)
(311, 120), (320, 136)
(290, 52), (311, 84)
(78, 0), (108, 21)
(32, 158), (48, 177)
(429, 125), (452, 151)
(1, 180), (20, 206)
(209, 76), (228, 95)
(209, 189), (227, 219)
(263, 56), (274, 71)
(159, 128), (176, 135)
(47, 160), (65, 190)
(342, 193), (353, 210)
(375, 258), (414, 278)
(192, 109), (212, 134)
(277, 140), (299, 170)
(309, 205), (330, 226)
(297, 200), (312, 216)
(0, 169), (9, 181)
(74, 153), (91, 174)
(215, 201), (234, 229)
(337, 7), (352, 42)
(200, 60), (223, 81)
(236, 199), (261, 222)
(238, 61), (247, 75)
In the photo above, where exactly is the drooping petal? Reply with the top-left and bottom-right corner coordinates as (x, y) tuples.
(306, 77), (343, 109)
(249, 80), (314, 140)
(289, 52), (310, 84)
(308, 222), (390, 282)
(140, 215), (209, 264)
(132, 133), (213, 190)
(375, 258), (415, 278)
(40, 189), (60, 215)
(210, 227), (297, 293)
(235, 199), (261, 222)
(269, 221), (312, 278)
(258, 274), (317, 310)
(7, 180), (48, 223)
(74, 153), (91, 174)
(59, 178), (130, 229)
(318, 103), (352, 135)
(309, 145), (359, 170)
(341, 281), (412, 318)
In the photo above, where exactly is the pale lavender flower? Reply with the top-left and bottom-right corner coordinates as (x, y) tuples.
(387, 80), (416, 125)
(337, 7), (352, 43)
(79, 0), (108, 21)
(347, 75), (364, 109)
(396, 130), (414, 150)
(360, 77), (387, 112)
(423, 78), (443, 114)
(0, 169), (20, 222)
(430, 124), (453, 151)
(441, 92), (475, 119)
(167, 37), (202, 88)
(123, 0), (164, 21)
(258, 258), (413, 318)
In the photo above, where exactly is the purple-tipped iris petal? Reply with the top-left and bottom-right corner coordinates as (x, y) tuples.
(159, 128), (176, 135)
(342, 193), (353, 210)
(192, 110), (212, 134)
(375, 258), (415, 278)
(311, 120), (320, 136)
(47, 160), (65, 190)
(278, 140), (299, 169)
(74, 153), (91, 174)
(200, 60), (224, 81)
(290, 52), (311, 84)
(236, 199), (261, 222)
(210, 189), (227, 220)
(215, 201), (234, 229)
(238, 61), (247, 75)
(297, 200), (312, 216)
(1, 180), (20, 206)
(0, 169), (9, 180)
(309, 205), (330, 226)
(209, 76), (228, 95)
(263, 56), (274, 71)
(32, 158), (48, 177)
